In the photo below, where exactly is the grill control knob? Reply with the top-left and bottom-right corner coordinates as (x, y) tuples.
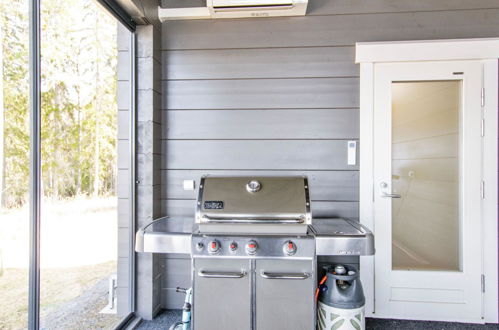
(208, 240), (221, 254)
(245, 240), (258, 255)
(283, 241), (297, 256)
(229, 242), (238, 252)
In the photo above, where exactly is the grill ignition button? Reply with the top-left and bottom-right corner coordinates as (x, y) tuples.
(229, 242), (238, 252)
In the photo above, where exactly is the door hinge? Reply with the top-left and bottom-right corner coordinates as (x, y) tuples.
(481, 87), (485, 107)
(480, 180), (485, 199)
(481, 274), (485, 293)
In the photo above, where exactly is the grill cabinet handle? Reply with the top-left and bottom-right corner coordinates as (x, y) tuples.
(260, 271), (310, 280)
(198, 270), (246, 278)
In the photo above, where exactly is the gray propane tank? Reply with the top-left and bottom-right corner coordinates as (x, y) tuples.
(317, 265), (365, 330)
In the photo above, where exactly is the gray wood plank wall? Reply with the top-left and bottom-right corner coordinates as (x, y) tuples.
(158, 0), (499, 308)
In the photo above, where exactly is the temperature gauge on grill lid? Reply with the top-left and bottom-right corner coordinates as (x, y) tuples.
(246, 180), (262, 193)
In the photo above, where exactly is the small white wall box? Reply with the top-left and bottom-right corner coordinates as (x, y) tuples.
(347, 141), (357, 165)
(183, 180), (195, 191)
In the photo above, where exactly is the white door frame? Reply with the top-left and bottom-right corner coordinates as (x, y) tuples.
(356, 38), (499, 323)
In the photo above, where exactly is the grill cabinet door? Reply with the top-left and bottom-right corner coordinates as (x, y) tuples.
(255, 259), (315, 330)
(193, 258), (251, 330)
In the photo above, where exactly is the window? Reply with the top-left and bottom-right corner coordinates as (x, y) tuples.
(0, 1), (30, 328)
(0, 0), (136, 328)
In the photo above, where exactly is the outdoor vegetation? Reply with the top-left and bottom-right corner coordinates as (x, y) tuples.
(0, 0), (117, 208)
(0, 0), (120, 329)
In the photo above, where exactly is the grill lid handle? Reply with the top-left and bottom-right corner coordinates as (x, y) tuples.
(200, 215), (305, 224)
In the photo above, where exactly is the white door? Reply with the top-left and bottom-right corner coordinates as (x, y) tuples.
(373, 61), (483, 322)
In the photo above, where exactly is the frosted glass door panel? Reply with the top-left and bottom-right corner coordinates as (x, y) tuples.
(391, 81), (461, 271)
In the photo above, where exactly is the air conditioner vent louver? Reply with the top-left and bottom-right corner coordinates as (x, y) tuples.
(213, 4), (294, 12)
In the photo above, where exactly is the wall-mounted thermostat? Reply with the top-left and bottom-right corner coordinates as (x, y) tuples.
(347, 141), (357, 166)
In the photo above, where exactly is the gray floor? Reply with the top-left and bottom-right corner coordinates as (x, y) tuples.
(137, 310), (499, 329)
(136, 310), (181, 330)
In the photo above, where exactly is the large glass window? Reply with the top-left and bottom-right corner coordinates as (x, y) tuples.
(1, 1), (134, 328)
(0, 1), (30, 328)
(38, 0), (124, 328)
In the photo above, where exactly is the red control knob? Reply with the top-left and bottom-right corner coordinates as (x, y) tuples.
(245, 240), (258, 255)
(207, 240), (220, 254)
(284, 241), (297, 256)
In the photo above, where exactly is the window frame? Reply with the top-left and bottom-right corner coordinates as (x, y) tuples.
(27, 1), (137, 328)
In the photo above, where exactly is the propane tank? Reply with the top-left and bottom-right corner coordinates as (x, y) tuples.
(317, 265), (365, 330)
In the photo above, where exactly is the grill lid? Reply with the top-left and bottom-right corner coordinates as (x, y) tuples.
(196, 176), (311, 227)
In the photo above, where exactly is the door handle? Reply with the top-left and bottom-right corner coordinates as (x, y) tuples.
(198, 270), (246, 278)
(379, 182), (401, 198)
(381, 192), (401, 198)
(260, 271), (310, 280)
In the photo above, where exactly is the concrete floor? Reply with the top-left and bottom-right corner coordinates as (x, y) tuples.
(137, 310), (499, 329)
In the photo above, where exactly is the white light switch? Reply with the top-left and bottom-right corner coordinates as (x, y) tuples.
(347, 141), (357, 165)
(183, 180), (195, 191)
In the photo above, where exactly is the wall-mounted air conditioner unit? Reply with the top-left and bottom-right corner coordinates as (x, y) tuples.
(158, 0), (308, 21)
(208, 0), (308, 18)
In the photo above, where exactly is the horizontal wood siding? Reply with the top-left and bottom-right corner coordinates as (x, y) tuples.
(162, 140), (359, 170)
(162, 9), (499, 50)
(163, 46), (357, 79)
(304, 0), (499, 15)
(164, 77), (359, 109)
(161, 170), (358, 201)
(159, 0), (499, 309)
(162, 109), (358, 139)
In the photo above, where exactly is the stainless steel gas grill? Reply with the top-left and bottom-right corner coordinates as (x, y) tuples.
(136, 176), (374, 330)
(192, 176), (315, 330)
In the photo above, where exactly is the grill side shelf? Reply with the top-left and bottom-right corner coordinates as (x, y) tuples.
(135, 217), (193, 254)
(312, 218), (375, 256)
